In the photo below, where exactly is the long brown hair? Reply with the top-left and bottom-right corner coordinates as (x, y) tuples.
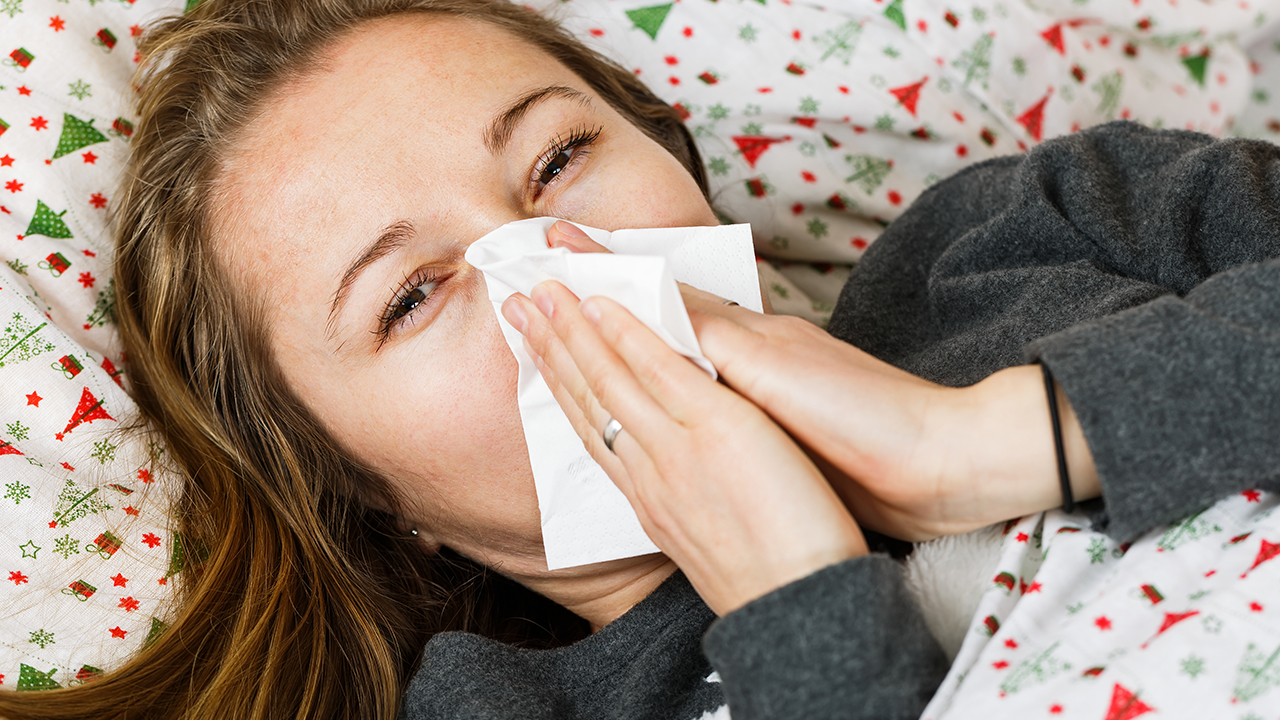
(0, 1), (705, 718)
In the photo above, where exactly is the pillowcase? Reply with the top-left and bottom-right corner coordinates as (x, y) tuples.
(0, 0), (185, 691)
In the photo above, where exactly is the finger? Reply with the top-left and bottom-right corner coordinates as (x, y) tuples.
(547, 220), (610, 253)
(576, 293), (728, 425)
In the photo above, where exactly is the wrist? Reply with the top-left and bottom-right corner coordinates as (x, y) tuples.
(940, 365), (1100, 527)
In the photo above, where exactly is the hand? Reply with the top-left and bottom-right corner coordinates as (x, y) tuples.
(502, 276), (867, 616)
(681, 291), (1100, 540)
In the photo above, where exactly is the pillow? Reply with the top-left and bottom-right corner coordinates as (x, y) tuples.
(535, 0), (1269, 324)
(0, 0), (185, 691)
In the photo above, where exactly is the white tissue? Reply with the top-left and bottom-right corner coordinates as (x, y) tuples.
(465, 217), (761, 570)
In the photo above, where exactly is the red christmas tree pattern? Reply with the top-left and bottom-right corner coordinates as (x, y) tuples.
(1103, 683), (1153, 720)
(1041, 24), (1066, 55)
(732, 135), (792, 169)
(889, 77), (928, 117)
(1140, 610), (1199, 649)
(1241, 538), (1280, 578)
(56, 387), (115, 441)
(1017, 91), (1053, 142)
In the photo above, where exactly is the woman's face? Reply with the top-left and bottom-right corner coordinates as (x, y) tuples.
(210, 15), (716, 578)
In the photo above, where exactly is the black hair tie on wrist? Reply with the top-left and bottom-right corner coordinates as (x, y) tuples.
(1041, 363), (1075, 514)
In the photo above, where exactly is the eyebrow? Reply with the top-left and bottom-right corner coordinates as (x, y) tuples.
(483, 85), (591, 154)
(327, 220), (416, 336)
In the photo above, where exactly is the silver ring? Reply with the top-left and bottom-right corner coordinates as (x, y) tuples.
(602, 417), (623, 453)
(722, 300), (739, 307)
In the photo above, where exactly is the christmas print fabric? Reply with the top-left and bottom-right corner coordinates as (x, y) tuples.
(3, 0), (1280, 703)
(925, 491), (1280, 720)
(535, 0), (1276, 324)
(0, 0), (186, 691)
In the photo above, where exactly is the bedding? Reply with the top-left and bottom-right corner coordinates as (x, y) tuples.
(2, 0), (1278, 700)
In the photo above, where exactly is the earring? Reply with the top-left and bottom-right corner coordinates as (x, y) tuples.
(410, 529), (419, 537)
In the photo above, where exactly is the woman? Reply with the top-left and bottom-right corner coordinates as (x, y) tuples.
(2, 1), (1277, 719)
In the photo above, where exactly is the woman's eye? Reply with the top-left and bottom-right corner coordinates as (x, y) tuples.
(387, 279), (438, 324)
(538, 147), (577, 186)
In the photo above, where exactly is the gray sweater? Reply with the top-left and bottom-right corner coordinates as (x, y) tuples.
(400, 122), (1280, 720)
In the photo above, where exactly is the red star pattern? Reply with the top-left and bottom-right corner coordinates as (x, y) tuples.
(1251, 601), (1264, 612)
(82, 151), (98, 164)
(89, 192), (107, 209)
(1016, 532), (1030, 543)
(992, 660), (1009, 669)
(30, 116), (48, 131)
(157, 577), (167, 586)
(17, 86), (31, 97)
(142, 532), (161, 548)
(60, 461), (74, 471)
(1243, 489), (1262, 502)
(131, 24), (143, 37)
(4, 179), (23, 193)
(7, 571), (28, 585)
(1049, 705), (1063, 714)
(118, 597), (140, 612)
(78, 272), (95, 288)
(1004, 638), (1019, 649)
(0, 155), (12, 167)
(48, 521), (58, 529)
(1025, 581), (1043, 594)
(26, 391), (42, 407)
(49, 16), (65, 31)
(112, 574), (128, 588)
(109, 627), (127, 639)
(1095, 616), (1113, 630)
(125, 505), (139, 516)
(138, 468), (152, 483)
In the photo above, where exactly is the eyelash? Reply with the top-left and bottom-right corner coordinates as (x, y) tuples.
(531, 124), (602, 198)
(373, 125), (601, 347)
(376, 268), (443, 348)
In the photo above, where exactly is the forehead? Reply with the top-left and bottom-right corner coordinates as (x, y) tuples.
(210, 13), (583, 299)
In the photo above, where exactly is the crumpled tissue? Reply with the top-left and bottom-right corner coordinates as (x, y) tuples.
(465, 217), (762, 569)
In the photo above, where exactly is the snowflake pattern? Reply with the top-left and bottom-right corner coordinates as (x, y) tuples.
(28, 629), (54, 649)
(806, 217), (829, 239)
(4, 480), (30, 504)
(92, 439), (117, 464)
(706, 103), (730, 121)
(798, 95), (820, 115)
(7, 420), (29, 441)
(707, 157), (731, 176)
(67, 79), (92, 100)
(1182, 654), (1207, 679)
(53, 533), (80, 560)
(738, 23), (757, 43)
(1088, 538), (1107, 563)
(0, 0), (21, 19)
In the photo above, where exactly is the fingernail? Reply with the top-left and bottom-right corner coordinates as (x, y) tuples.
(580, 298), (602, 325)
(502, 297), (528, 334)
(532, 284), (555, 318)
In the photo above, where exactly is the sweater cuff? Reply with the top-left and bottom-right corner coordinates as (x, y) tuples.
(1028, 288), (1280, 541)
(702, 555), (948, 720)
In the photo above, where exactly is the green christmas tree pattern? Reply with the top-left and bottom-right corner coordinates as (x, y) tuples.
(86, 277), (116, 329)
(625, 3), (672, 40)
(16, 664), (61, 692)
(814, 21), (861, 65)
(0, 313), (55, 369)
(999, 642), (1072, 696)
(51, 113), (108, 160)
(1234, 642), (1280, 703)
(844, 154), (893, 195)
(1156, 509), (1222, 551)
(954, 35), (994, 89)
(8, 419), (29, 440)
(883, 0), (906, 31)
(24, 200), (73, 240)
(52, 479), (113, 527)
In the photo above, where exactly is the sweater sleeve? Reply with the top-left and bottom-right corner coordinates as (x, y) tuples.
(829, 121), (1280, 542)
(702, 555), (948, 720)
